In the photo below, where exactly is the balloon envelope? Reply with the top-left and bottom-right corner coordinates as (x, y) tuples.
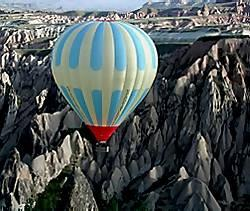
(51, 21), (158, 142)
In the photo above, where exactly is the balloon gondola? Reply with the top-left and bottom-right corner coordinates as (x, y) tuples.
(51, 21), (158, 151)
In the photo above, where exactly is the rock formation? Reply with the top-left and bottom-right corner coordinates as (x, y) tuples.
(0, 8), (250, 211)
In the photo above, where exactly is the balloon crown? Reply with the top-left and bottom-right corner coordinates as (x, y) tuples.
(95, 17), (115, 22)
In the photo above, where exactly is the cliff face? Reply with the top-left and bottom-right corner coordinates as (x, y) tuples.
(0, 24), (250, 210)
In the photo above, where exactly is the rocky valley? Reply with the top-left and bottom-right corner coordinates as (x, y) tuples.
(0, 2), (250, 210)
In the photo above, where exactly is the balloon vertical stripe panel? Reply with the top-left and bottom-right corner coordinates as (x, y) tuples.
(55, 23), (82, 66)
(91, 23), (105, 71)
(69, 23), (93, 69)
(110, 23), (126, 71)
(115, 89), (138, 124)
(107, 90), (122, 125)
(92, 90), (103, 125)
(120, 88), (150, 125)
(101, 23), (116, 126)
(119, 23), (146, 71)
(135, 27), (158, 70)
(60, 85), (82, 119)
(123, 22), (158, 70)
(52, 21), (158, 140)
(73, 88), (94, 125)
(132, 89), (150, 112)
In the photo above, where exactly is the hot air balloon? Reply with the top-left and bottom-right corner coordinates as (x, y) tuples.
(51, 21), (158, 146)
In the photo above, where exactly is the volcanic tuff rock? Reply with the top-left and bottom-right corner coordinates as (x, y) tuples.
(0, 13), (250, 211)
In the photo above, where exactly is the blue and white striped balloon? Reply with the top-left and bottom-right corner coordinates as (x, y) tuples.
(51, 21), (158, 141)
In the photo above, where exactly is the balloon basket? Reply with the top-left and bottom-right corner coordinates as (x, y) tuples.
(95, 142), (110, 153)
